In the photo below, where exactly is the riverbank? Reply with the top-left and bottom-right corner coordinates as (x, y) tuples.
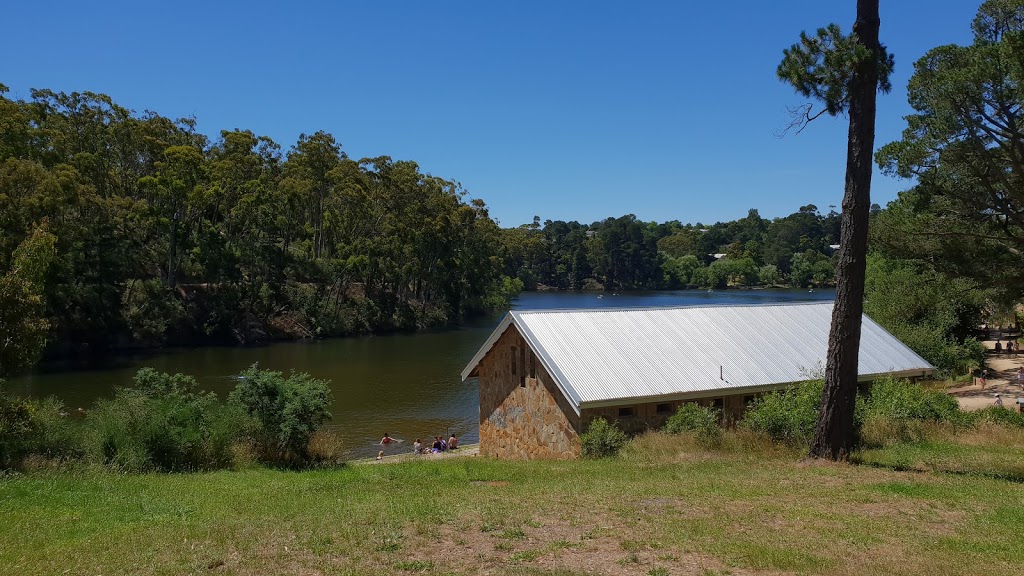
(3, 430), (1023, 576)
(8, 289), (836, 460)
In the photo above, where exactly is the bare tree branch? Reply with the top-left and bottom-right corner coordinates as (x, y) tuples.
(775, 103), (831, 137)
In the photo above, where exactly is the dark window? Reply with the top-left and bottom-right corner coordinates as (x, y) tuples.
(743, 395), (755, 406)
(711, 398), (724, 410)
(519, 343), (526, 386)
(618, 407), (635, 418)
(656, 403), (672, 414)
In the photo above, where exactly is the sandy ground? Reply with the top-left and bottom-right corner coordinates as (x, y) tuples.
(949, 332), (1024, 411)
(353, 443), (480, 465)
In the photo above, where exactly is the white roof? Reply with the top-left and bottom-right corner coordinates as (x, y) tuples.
(461, 302), (934, 414)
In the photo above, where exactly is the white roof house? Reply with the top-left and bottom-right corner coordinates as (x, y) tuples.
(462, 302), (934, 415)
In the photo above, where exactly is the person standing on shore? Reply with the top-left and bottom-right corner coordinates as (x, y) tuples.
(980, 369), (988, 389)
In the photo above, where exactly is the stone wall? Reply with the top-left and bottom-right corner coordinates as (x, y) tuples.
(476, 326), (581, 459)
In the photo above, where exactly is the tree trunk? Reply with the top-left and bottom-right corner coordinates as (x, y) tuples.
(167, 212), (179, 288)
(808, 0), (881, 460)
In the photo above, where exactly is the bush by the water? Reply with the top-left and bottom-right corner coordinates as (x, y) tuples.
(85, 368), (252, 472)
(2, 366), (337, 472)
(741, 380), (824, 446)
(229, 364), (332, 465)
(663, 403), (721, 445)
(580, 417), (628, 458)
(1, 384), (83, 468)
(1, 385), (38, 468)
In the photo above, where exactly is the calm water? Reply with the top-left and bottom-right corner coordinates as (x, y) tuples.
(8, 289), (834, 458)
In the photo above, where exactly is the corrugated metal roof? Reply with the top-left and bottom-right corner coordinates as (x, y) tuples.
(462, 302), (934, 413)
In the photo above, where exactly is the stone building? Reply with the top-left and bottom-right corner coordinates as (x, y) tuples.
(461, 302), (934, 460)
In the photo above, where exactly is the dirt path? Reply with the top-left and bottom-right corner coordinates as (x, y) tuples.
(949, 333), (1024, 411)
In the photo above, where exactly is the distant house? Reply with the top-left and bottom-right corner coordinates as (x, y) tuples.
(709, 253), (727, 260)
(460, 303), (933, 460)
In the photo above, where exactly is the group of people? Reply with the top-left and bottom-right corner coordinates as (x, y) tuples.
(413, 434), (458, 454)
(987, 367), (1024, 410)
(375, 432), (459, 461)
(993, 339), (1018, 357)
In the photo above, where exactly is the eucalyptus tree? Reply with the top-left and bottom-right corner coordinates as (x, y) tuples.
(140, 145), (209, 288)
(778, 0), (894, 460)
(0, 225), (56, 376)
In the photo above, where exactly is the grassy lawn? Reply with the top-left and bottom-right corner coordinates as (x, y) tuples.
(2, 432), (1024, 576)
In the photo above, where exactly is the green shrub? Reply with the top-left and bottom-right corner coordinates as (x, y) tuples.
(663, 403), (721, 445)
(741, 380), (823, 446)
(580, 417), (628, 458)
(973, 406), (1024, 428)
(857, 377), (972, 447)
(85, 368), (251, 472)
(860, 377), (965, 424)
(1, 386), (83, 469)
(0, 386), (34, 468)
(23, 397), (84, 462)
(229, 364), (332, 465)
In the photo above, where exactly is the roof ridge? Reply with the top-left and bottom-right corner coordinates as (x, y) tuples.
(511, 300), (834, 315)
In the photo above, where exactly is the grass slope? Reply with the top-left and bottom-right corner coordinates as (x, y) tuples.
(2, 432), (1024, 576)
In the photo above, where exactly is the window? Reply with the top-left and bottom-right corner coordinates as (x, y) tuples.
(743, 395), (755, 405)
(618, 407), (635, 418)
(519, 344), (526, 387)
(711, 398), (724, 410)
(656, 403), (672, 414)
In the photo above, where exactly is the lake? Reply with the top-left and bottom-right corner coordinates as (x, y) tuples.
(8, 289), (834, 458)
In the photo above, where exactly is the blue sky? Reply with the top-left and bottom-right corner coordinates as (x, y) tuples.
(2, 1), (978, 227)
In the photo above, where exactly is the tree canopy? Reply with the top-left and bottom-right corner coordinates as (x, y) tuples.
(0, 85), (513, 371)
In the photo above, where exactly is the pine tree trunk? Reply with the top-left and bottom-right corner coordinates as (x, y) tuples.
(808, 0), (881, 460)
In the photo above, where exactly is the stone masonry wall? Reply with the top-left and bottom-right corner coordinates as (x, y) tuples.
(477, 326), (581, 459)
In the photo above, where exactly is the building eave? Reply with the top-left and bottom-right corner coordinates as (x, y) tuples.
(577, 368), (936, 410)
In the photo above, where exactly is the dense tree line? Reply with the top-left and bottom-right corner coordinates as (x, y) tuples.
(0, 86), (517, 374)
(499, 206), (845, 291)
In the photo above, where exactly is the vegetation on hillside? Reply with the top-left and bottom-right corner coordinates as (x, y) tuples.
(3, 419), (1024, 575)
(499, 207), (844, 292)
(0, 86), (515, 374)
